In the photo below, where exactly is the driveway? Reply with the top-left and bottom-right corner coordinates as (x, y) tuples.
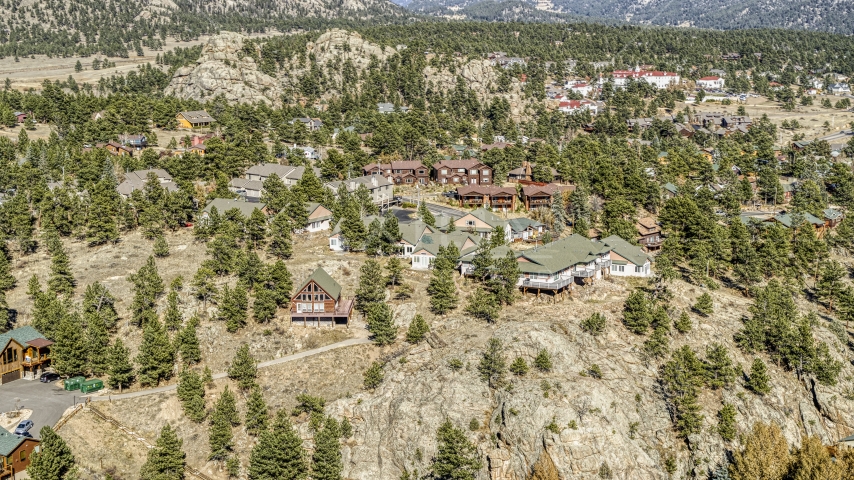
(0, 380), (78, 438)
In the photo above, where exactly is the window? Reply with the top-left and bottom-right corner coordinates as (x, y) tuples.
(457, 168), (466, 173)
(20, 450), (26, 461)
(470, 179), (477, 184)
(406, 178), (413, 183)
(441, 169), (448, 175)
(314, 303), (325, 312)
(330, 239), (337, 246)
(611, 265), (625, 272)
(482, 170), (490, 176)
(470, 169), (478, 174)
(466, 220), (475, 227)
(635, 266), (643, 273)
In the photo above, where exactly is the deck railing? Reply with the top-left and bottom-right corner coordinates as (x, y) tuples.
(521, 276), (573, 290)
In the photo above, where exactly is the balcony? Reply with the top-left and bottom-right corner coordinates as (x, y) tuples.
(521, 276), (573, 290)
(22, 355), (49, 366)
(573, 268), (596, 278)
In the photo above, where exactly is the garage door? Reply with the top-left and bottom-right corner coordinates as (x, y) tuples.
(1, 370), (21, 384)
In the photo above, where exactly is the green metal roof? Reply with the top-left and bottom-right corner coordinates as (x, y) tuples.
(773, 212), (824, 228)
(0, 326), (46, 350)
(298, 268), (342, 300)
(0, 426), (27, 457)
(305, 203), (332, 222)
(824, 208), (843, 220)
(413, 232), (480, 257)
(399, 221), (435, 246)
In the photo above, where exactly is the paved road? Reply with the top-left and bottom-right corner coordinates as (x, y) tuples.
(90, 337), (372, 401)
(0, 380), (78, 438)
(399, 196), (466, 218)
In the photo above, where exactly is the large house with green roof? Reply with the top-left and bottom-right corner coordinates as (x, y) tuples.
(453, 208), (512, 243)
(0, 425), (40, 478)
(290, 268), (354, 327)
(1, 326), (52, 384)
(411, 232), (481, 270)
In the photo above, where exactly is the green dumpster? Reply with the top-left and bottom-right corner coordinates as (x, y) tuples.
(63, 376), (85, 391)
(80, 379), (104, 394)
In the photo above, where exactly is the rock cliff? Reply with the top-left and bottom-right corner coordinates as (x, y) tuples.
(165, 32), (283, 106)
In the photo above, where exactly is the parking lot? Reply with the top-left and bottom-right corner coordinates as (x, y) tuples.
(0, 380), (79, 438)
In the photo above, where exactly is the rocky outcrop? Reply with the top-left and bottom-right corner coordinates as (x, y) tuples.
(165, 32), (282, 106)
(425, 59), (527, 119)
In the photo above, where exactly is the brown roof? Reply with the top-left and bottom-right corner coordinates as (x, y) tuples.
(26, 338), (54, 348)
(522, 183), (574, 196)
(391, 161), (426, 170)
(457, 186), (516, 196)
(433, 159), (488, 170)
(637, 217), (659, 230)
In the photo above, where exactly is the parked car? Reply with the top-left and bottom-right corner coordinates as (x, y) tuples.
(14, 420), (33, 435)
(40, 372), (60, 383)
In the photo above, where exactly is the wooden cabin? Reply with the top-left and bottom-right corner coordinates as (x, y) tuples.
(290, 268), (354, 327)
(0, 426), (40, 479)
(1, 327), (52, 384)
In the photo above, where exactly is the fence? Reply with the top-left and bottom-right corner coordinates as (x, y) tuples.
(87, 405), (215, 480)
(53, 404), (83, 431)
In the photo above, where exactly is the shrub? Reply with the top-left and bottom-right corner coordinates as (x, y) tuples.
(534, 349), (553, 372)
(581, 313), (606, 336)
(509, 357), (529, 376)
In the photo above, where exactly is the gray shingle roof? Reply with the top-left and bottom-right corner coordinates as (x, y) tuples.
(516, 234), (610, 274)
(413, 232), (481, 257)
(600, 235), (651, 267)
(203, 198), (266, 218)
(298, 268), (342, 300)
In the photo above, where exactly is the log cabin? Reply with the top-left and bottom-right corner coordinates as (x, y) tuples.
(0, 327), (52, 384)
(290, 268), (354, 327)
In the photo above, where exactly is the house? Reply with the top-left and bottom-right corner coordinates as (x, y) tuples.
(187, 143), (206, 156)
(508, 218), (545, 242)
(568, 82), (593, 97)
(326, 175), (394, 206)
(410, 231), (480, 270)
(13, 112), (27, 123)
(453, 208), (512, 243)
(558, 99), (598, 115)
(228, 178), (265, 201)
(602, 67), (681, 90)
(304, 203), (333, 233)
(117, 169), (178, 199)
(290, 268), (354, 327)
(823, 208), (844, 228)
(828, 83), (851, 95)
(0, 425), (40, 478)
(328, 215), (380, 251)
(363, 161), (430, 185)
(398, 220), (437, 257)
(290, 117), (324, 132)
(176, 111), (214, 129)
(663, 182), (679, 199)
(377, 103), (410, 114)
(521, 183), (574, 210)
(514, 234), (612, 293)
(1, 326), (52, 384)
(456, 186), (517, 211)
(432, 159), (493, 185)
(601, 235), (653, 277)
(697, 76), (725, 90)
(635, 217), (663, 251)
(245, 164), (311, 187)
(507, 162), (562, 183)
(768, 211), (827, 237)
(120, 134), (147, 150)
(103, 142), (134, 157)
(201, 198), (267, 220)
(289, 145), (320, 161)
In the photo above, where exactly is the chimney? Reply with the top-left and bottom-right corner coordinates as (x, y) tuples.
(371, 176), (378, 187)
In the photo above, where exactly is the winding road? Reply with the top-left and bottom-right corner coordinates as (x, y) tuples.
(89, 337), (372, 401)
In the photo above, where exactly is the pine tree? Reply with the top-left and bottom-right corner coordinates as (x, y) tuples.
(85, 316), (111, 376)
(418, 201), (435, 226)
(381, 213), (401, 255)
(717, 403), (737, 442)
(53, 310), (86, 376)
(48, 240), (75, 296)
(622, 290), (652, 334)
(745, 358), (771, 395)
(0, 249), (15, 292)
(245, 384), (269, 436)
(192, 266), (218, 308)
(177, 316), (202, 365)
(140, 424), (186, 480)
(642, 324), (670, 360)
(154, 235), (170, 257)
(433, 420), (482, 480)
(178, 369), (206, 422)
(405, 314), (429, 343)
(366, 303), (397, 345)
(815, 260), (846, 312)
(136, 318), (175, 387)
(83, 282), (119, 330)
(428, 246), (459, 314)
(209, 405), (234, 461)
(27, 426), (78, 480)
(265, 260), (293, 306)
(533, 349), (553, 372)
(247, 208), (268, 249)
(107, 339), (135, 393)
(693, 292), (714, 316)
(268, 213), (293, 259)
(215, 386), (240, 426)
(0, 291), (9, 332)
(355, 259), (385, 314)
(219, 284), (249, 333)
(129, 256), (165, 327)
(164, 290), (182, 331)
(704, 343), (736, 389)
(363, 361), (384, 390)
(312, 417), (343, 480)
(673, 311), (692, 334)
(228, 344), (258, 390)
(581, 312), (606, 336)
(254, 287), (278, 323)
(385, 257), (404, 287)
(550, 191), (567, 235)
(509, 357), (529, 376)
(478, 338), (506, 389)
(364, 218), (383, 256)
(27, 274), (41, 299)
(248, 410), (308, 480)
(465, 287), (500, 323)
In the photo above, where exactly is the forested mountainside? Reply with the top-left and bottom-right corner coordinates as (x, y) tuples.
(0, 0), (406, 57)
(399, 0), (854, 34)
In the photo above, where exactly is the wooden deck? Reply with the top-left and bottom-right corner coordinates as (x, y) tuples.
(290, 299), (354, 327)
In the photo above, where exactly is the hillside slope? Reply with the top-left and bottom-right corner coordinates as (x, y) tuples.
(398, 0), (854, 33)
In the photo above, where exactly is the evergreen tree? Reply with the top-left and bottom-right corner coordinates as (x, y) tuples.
(366, 302), (397, 345)
(246, 208), (268, 249)
(209, 402), (234, 461)
(693, 292), (714, 316)
(27, 426), (78, 480)
(254, 287), (278, 323)
(470, 241), (494, 282)
(673, 311), (692, 334)
(136, 318), (175, 387)
(355, 259), (385, 314)
(177, 368), (206, 422)
(660, 346), (706, 437)
(815, 260), (846, 312)
(0, 249), (16, 292)
(550, 191), (567, 235)
(622, 290), (652, 334)
(311, 417), (343, 480)
(385, 257), (405, 288)
(364, 218), (384, 256)
(268, 213), (293, 259)
(219, 284), (249, 333)
(228, 344), (258, 390)
(405, 314), (429, 343)
(428, 246), (459, 314)
(107, 338), (135, 393)
(363, 361), (384, 390)
(642, 324), (670, 360)
(745, 358), (771, 395)
(164, 289), (183, 331)
(154, 236), (170, 257)
(0, 291), (9, 332)
(85, 315), (110, 376)
(265, 260), (293, 306)
(729, 422), (790, 480)
(533, 349), (553, 372)
(580, 313), (606, 336)
(47, 240), (75, 296)
(380, 214), (402, 255)
(478, 338), (507, 389)
(248, 410), (308, 480)
(433, 419), (482, 480)
(717, 403), (737, 442)
(83, 282), (119, 330)
(704, 343), (736, 389)
(509, 357), (529, 376)
(177, 316), (202, 365)
(53, 310), (86, 376)
(192, 266), (218, 308)
(129, 256), (164, 327)
(140, 424), (186, 480)
(245, 384), (269, 436)
(418, 201), (435, 226)
(465, 287), (500, 323)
